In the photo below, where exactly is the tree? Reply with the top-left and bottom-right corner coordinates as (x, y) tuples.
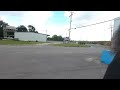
(0, 21), (9, 38)
(0, 27), (3, 38)
(35, 31), (38, 33)
(28, 25), (36, 32)
(16, 25), (28, 32)
(49, 35), (64, 41)
(57, 35), (64, 41)
(52, 35), (58, 41)
(0, 21), (3, 38)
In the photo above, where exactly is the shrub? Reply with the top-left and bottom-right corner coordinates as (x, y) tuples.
(13, 38), (19, 41)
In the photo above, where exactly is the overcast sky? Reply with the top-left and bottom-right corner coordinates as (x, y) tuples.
(0, 11), (120, 41)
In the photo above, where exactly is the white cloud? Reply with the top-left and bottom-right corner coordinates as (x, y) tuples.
(70, 23), (111, 41)
(47, 24), (69, 37)
(20, 11), (54, 32)
(0, 11), (26, 16)
(64, 11), (120, 26)
(0, 11), (54, 34)
(64, 11), (120, 41)
(0, 15), (8, 22)
(0, 11), (26, 26)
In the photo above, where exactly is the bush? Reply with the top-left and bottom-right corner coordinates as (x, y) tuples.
(13, 38), (19, 41)
(53, 43), (90, 47)
(105, 42), (111, 46)
(0, 37), (3, 40)
(78, 41), (86, 45)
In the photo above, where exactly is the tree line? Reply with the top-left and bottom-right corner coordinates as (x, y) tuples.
(0, 20), (38, 38)
(16, 25), (38, 33)
(0, 20), (65, 41)
(0, 21), (9, 38)
(47, 35), (64, 41)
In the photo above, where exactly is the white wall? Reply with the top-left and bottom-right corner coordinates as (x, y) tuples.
(15, 32), (47, 42)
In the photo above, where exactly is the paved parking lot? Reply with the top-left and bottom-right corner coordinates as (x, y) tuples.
(0, 45), (108, 79)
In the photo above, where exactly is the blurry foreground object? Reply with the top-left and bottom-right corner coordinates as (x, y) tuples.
(103, 17), (120, 79)
(101, 50), (115, 64)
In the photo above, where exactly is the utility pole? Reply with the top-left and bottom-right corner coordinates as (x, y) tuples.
(69, 11), (74, 42)
(66, 31), (67, 37)
(110, 23), (113, 41)
(111, 25), (112, 41)
(104, 24), (113, 43)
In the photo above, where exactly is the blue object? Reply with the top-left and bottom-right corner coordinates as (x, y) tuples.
(101, 50), (116, 64)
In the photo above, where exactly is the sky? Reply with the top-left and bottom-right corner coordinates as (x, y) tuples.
(1, 11), (120, 41)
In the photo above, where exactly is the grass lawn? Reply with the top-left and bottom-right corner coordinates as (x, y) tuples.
(0, 39), (46, 45)
(52, 43), (90, 47)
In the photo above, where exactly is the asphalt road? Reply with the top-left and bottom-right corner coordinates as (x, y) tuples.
(0, 45), (108, 79)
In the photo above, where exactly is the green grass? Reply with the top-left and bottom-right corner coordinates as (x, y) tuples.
(0, 39), (45, 45)
(52, 43), (90, 47)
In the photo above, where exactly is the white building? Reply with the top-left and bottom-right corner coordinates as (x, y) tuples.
(15, 32), (49, 42)
(3, 26), (16, 38)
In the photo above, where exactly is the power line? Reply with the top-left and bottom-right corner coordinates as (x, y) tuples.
(68, 16), (120, 41)
(72, 16), (120, 29)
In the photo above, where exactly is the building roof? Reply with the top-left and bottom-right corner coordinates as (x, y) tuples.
(38, 33), (50, 36)
(4, 26), (16, 30)
(15, 32), (50, 36)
